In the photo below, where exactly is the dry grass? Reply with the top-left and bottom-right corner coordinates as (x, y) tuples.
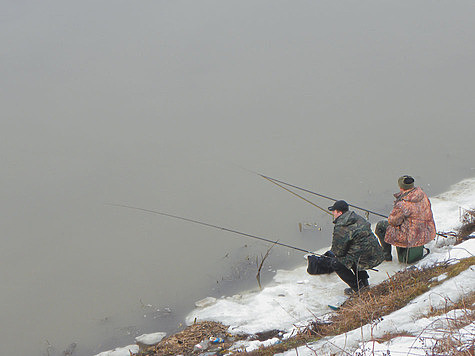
(439, 210), (475, 242)
(371, 331), (414, 343)
(318, 259), (470, 336)
(137, 321), (234, 355)
(424, 291), (475, 355)
(135, 257), (474, 355)
(425, 291), (475, 319)
(431, 311), (475, 355)
(458, 220), (475, 240)
(453, 209), (475, 242)
(244, 257), (475, 356)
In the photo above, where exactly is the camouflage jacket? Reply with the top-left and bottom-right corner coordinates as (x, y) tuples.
(385, 187), (436, 247)
(330, 211), (384, 270)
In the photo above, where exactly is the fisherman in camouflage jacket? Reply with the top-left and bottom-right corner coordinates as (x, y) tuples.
(376, 175), (436, 261)
(328, 200), (384, 295)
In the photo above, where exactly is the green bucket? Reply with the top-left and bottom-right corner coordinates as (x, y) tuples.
(396, 245), (425, 264)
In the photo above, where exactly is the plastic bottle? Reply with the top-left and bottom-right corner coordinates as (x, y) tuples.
(209, 336), (225, 344)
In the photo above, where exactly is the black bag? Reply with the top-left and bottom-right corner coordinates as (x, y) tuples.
(306, 251), (335, 275)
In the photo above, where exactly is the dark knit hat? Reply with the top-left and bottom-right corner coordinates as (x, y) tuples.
(328, 200), (349, 212)
(398, 175), (415, 190)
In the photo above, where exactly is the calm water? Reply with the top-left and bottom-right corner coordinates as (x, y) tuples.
(1, 1), (474, 355)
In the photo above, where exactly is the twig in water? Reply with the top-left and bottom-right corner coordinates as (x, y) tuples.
(256, 243), (277, 289)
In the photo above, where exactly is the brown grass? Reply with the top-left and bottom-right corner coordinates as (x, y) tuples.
(424, 291), (475, 319)
(430, 306), (475, 355)
(135, 257), (475, 355)
(371, 331), (414, 343)
(137, 321), (235, 355)
(424, 291), (475, 355)
(244, 256), (475, 356)
(457, 208), (475, 241)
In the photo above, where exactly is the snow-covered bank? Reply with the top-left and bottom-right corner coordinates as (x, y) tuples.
(96, 177), (475, 355)
(280, 240), (475, 355)
(186, 177), (475, 354)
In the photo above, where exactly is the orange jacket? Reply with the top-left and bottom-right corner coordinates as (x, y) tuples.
(385, 187), (436, 248)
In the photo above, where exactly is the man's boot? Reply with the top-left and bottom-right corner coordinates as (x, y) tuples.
(357, 278), (369, 291)
(376, 220), (392, 261)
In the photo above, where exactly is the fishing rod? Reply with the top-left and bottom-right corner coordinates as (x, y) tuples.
(259, 173), (388, 218)
(261, 175), (332, 216)
(107, 203), (320, 255)
(109, 203), (380, 271)
(258, 173), (452, 238)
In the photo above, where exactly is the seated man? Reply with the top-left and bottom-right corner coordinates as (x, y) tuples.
(376, 175), (436, 263)
(328, 200), (384, 295)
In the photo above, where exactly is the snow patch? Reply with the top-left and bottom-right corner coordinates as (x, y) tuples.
(135, 332), (166, 346)
(94, 344), (139, 356)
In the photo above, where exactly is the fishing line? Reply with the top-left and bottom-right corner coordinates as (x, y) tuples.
(257, 172), (451, 238)
(107, 203), (320, 255)
(259, 173), (388, 218)
(261, 175), (332, 216)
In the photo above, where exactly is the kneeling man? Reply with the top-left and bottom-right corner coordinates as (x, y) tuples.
(328, 200), (384, 295)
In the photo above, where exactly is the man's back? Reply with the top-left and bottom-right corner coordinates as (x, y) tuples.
(331, 211), (384, 270)
(386, 187), (436, 247)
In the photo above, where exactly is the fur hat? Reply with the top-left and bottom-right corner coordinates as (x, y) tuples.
(398, 175), (415, 190)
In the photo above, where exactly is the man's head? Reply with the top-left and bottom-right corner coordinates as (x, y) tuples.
(328, 200), (349, 219)
(398, 175), (415, 191)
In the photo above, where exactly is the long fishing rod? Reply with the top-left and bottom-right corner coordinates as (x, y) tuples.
(107, 203), (319, 255)
(109, 203), (381, 271)
(259, 173), (388, 219)
(261, 175), (332, 216)
(258, 173), (452, 238)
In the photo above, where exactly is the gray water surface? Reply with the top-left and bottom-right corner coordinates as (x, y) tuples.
(1, 1), (474, 355)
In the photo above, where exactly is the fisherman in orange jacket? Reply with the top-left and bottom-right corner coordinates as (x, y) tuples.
(376, 175), (436, 262)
